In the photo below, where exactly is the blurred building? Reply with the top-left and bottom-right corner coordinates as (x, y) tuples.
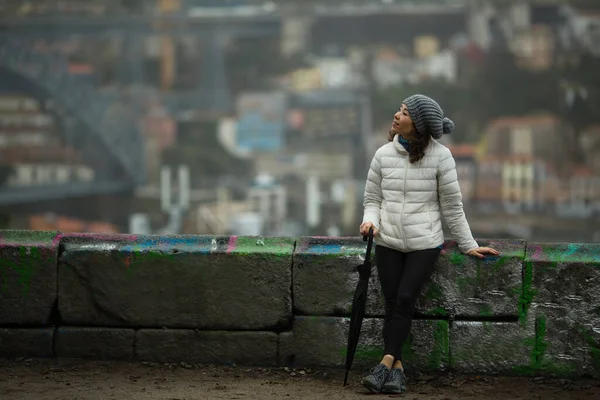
(500, 155), (547, 214)
(447, 144), (476, 204)
(511, 24), (555, 71)
(235, 92), (287, 152)
(475, 114), (600, 218)
(564, 6), (600, 56)
(474, 156), (503, 212)
(0, 93), (93, 189)
(247, 174), (286, 235)
(29, 213), (118, 233)
(556, 165), (600, 218)
(579, 124), (600, 176)
(480, 115), (574, 175)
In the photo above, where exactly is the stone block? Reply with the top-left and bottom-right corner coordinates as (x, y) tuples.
(0, 230), (59, 325)
(54, 327), (134, 360)
(136, 329), (277, 366)
(525, 242), (600, 316)
(58, 235), (293, 330)
(524, 303), (600, 378)
(293, 237), (525, 319)
(285, 316), (449, 372)
(417, 239), (525, 318)
(292, 237), (383, 316)
(0, 328), (54, 358)
(278, 331), (294, 366)
(449, 321), (534, 375)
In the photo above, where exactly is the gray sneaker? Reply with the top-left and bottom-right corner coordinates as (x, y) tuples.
(361, 364), (390, 393)
(382, 368), (407, 394)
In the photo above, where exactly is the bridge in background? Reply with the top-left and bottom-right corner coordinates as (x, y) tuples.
(0, 14), (280, 206)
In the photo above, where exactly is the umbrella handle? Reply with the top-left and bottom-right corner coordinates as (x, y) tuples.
(362, 227), (374, 242)
(363, 227), (374, 260)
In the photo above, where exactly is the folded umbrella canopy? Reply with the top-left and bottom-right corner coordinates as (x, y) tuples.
(343, 227), (374, 386)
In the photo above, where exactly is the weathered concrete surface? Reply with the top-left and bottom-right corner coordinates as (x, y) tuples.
(526, 242), (600, 317)
(449, 321), (534, 375)
(58, 235), (293, 330)
(0, 328), (54, 358)
(292, 237), (380, 316)
(525, 303), (600, 378)
(281, 316), (449, 372)
(136, 329), (277, 366)
(54, 327), (134, 360)
(0, 230), (59, 325)
(293, 237), (524, 319)
(1, 231), (599, 379)
(417, 239), (525, 318)
(521, 243), (600, 378)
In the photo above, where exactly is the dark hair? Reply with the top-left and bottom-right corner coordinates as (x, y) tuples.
(408, 124), (431, 163)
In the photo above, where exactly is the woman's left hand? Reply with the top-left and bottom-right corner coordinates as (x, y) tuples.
(467, 247), (500, 259)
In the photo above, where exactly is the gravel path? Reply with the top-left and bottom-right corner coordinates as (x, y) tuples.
(1, 358), (599, 399)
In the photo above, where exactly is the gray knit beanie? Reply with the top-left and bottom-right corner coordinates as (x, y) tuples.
(402, 94), (454, 139)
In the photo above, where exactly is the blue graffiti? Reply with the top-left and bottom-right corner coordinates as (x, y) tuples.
(483, 255), (500, 264)
(306, 244), (343, 254)
(564, 244), (580, 259)
(120, 236), (215, 254)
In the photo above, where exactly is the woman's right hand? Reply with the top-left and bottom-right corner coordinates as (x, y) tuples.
(359, 222), (378, 237)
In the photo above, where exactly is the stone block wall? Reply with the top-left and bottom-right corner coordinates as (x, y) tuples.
(0, 230), (599, 378)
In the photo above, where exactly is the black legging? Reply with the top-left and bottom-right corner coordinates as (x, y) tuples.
(375, 244), (441, 361)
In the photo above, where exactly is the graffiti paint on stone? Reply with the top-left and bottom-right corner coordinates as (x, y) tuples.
(293, 237), (374, 317)
(58, 234), (294, 330)
(520, 243), (600, 377)
(0, 230), (59, 325)
(1, 231), (599, 377)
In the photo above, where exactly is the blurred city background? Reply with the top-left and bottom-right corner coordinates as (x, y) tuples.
(0, 0), (599, 242)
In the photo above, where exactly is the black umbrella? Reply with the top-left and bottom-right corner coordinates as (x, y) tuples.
(343, 227), (374, 386)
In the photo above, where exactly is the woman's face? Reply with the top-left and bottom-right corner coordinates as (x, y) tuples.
(388, 103), (416, 141)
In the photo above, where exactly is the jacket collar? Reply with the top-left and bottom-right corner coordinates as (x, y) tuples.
(393, 134), (409, 154)
(392, 134), (441, 155)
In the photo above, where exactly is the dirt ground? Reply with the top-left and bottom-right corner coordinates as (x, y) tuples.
(1, 358), (600, 400)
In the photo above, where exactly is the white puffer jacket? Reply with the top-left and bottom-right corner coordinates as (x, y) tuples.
(362, 135), (479, 254)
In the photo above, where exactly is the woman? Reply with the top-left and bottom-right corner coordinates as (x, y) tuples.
(359, 94), (499, 394)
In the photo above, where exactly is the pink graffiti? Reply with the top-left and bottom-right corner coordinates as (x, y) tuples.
(530, 244), (544, 261)
(227, 235), (238, 253)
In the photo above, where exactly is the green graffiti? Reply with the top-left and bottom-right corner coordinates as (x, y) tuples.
(580, 326), (600, 373)
(0, 247), (44, 295)
(340, 344), (382, 362)
(489, 255), (510, 274)
(232, 237), (294, 257)
(428, 320), (449, 371)
(533, 315), (548, 365)
(538, 243), (600, 265)
(511, 314), (579, 377)
(424, 282), (443, 301)
(449, 252), (467, 266)
(518, 261), (537, 326)
(456, 276), (474, 295)
(0, 230), (57, 295)
(512, 314), (545, 376)
(513, 314), (600, 377)
(479, 304), (493, 318)
(121, 250), (171, 275)
(426, 307), (448, 317)
(353, 345), (383, 362)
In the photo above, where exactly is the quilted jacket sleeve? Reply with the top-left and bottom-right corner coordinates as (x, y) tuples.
(362, 152), (383, 230)
(437, 152), (479, 254)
